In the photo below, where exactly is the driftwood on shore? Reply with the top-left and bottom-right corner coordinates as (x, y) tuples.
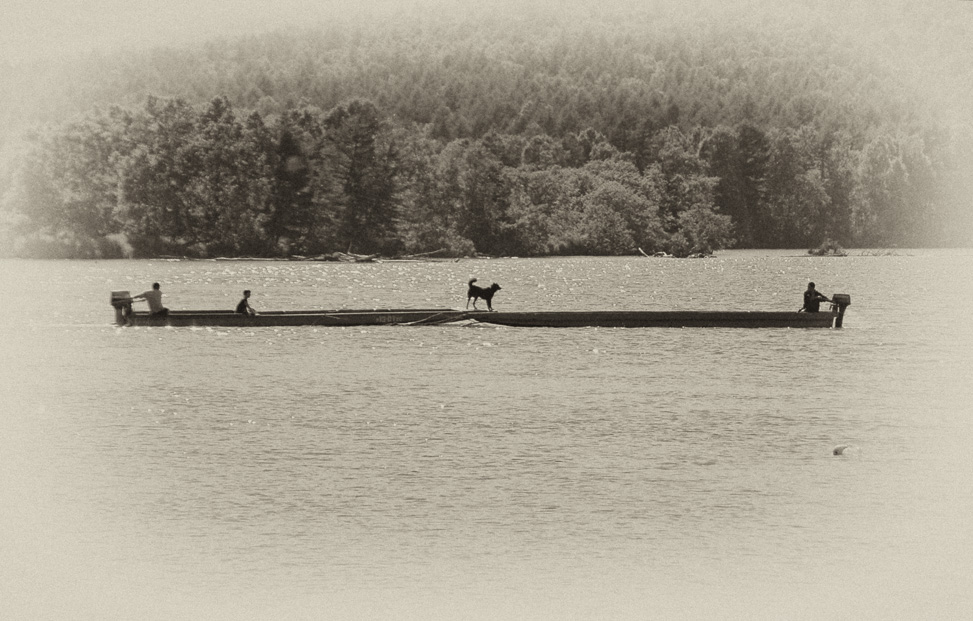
(394, 248), (448, 259)
(288, 249), (459, 262)
(638, 247), (712, 259)
(808, 239), (847, 256)
(288, 252), (379, 262)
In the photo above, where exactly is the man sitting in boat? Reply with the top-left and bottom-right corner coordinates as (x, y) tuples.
(801, 282), (831, 313)
(131, 282), (169, 317)
(236, 290), (256, 316)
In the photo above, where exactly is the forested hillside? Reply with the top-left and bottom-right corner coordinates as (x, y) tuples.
(2, 0), (971, 258)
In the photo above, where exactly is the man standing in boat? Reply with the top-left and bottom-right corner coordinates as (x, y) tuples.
(236, 290), (256, 316)
(801, 282), (831, 313)
(131, 282), (169, 317)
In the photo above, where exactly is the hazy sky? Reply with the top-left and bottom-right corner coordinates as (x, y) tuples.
(0, 0), (802, 62)
(5, 1), (971, 65)
(0, 0), (381, 61)
(3, 0), (555, 61)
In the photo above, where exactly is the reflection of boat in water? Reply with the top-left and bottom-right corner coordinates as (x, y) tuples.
(111, 292), (851, 329)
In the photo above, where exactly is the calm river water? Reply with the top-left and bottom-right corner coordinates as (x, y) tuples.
(1, 251), (971, 620)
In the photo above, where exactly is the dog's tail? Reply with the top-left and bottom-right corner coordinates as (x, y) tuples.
(468, 278), (477, 285)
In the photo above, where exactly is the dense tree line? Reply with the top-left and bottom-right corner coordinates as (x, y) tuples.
(5, 96), (733, 258)
(2, 1), (971, 256)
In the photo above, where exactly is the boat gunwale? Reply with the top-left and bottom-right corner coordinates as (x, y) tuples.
(467, 309), (840, 328)
(119, 308), (844, 328)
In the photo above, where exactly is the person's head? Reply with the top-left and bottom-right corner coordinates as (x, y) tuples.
(152, 282), (160, 290)
(807, 282), (815, 290)
(243, 290), (251, 297)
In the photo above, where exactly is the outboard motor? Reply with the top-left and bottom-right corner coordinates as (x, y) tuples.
(111, 290), (133, 325)
(830, 294), (851, 328)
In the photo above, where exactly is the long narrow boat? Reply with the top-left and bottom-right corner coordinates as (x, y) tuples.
(119, 307), (467, 327)
(112, 291), (850, 328)
(467, 308), (846, 328)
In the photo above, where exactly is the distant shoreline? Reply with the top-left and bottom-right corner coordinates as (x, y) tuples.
(1, 248), (945, 262)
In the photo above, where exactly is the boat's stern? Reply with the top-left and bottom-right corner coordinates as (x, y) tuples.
(831, 294), (851, 327)
(110, 290), (133, 325)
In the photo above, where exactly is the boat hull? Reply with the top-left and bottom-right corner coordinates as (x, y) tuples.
(467, 310), (842, 329)
(123, 308), (466, 327)
(120, 308), (844, 328)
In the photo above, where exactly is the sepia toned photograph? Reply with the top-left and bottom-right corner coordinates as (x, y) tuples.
(2, 1), (971, 619)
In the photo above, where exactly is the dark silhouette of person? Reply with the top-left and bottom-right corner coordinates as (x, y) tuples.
(236, 290), (256, 315)
(801, 282), (831, 313)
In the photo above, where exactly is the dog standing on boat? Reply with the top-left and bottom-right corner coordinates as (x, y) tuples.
(466, 278), (502, 311)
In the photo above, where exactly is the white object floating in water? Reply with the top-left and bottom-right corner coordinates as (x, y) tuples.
(833, 445), (852, 456)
